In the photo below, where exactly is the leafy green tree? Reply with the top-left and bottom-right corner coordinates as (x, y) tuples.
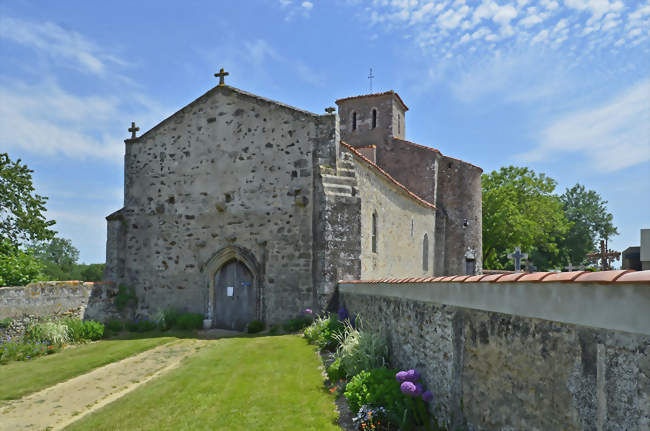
(80, 263), (105, 282)
(32, 237), (80, 274)
(0, 153), (56, 247)
(482, 166), (570, 270)
(0, 240), (43, 286)
(559, 184), (618, 265)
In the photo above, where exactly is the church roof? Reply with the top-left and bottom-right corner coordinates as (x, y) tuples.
(340, 141), (436, 210)
(392, 138), (482, 172)
(335, 90), (409, 112)
(126, 85), (322, 144)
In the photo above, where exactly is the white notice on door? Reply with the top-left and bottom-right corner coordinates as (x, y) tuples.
(227, 286), (234, 297)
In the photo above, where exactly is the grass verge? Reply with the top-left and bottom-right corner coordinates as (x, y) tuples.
(65, 335), (339, 431)
(0, 334), (177, 400)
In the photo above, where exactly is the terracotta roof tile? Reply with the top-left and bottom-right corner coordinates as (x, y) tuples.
(422, 277), (437, 282)
(542, 271), (587, 282)
(479, 274), (507, 282)
(335, 90), (409, 111)
(499, 273), (528, 282)
(451, 275), (471, 282)
(432, 276), (446, 282)
(440, 276), (457, 282)
(615, 271), (650, 283)
(574, 270), (633, 283)
(518, 272), (553, 282)
(464, 275), (484, 282)
(341, 141), (437, 210)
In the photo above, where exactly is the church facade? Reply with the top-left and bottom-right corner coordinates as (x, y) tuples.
(104, 80), (482, 329)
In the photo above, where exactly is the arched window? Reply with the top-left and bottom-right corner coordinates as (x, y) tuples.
(371, 212), (377, 253)
(422, 234), (429, 271)
(352, 112), (357, 131)
(372, 109), (377, 129)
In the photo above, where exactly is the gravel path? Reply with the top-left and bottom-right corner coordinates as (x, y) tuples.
(0, 339), (210, 431)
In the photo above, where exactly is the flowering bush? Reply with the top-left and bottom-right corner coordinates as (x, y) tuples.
(0, 336), (59, 363)
(352, 405), (388, 431)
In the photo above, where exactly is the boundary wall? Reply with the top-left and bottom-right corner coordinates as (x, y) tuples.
(339, 270), (650, 431)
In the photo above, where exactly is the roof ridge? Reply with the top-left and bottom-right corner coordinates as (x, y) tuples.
(335, 90), (409, 111)
(340, 141), (436, 210)
(391, 138), (482, 171)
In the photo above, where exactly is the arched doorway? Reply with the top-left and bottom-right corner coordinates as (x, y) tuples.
(213, 259), (256, 331)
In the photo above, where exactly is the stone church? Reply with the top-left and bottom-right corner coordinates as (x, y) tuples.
(104, 73), (482, 329)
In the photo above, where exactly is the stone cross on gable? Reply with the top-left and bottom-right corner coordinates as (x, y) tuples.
(214, 68), (229, 86)
(128, 122), (139, 139)
(507, 247), (528, 272)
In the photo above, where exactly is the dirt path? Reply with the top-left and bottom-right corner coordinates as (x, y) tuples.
(0, 338), (211, 431)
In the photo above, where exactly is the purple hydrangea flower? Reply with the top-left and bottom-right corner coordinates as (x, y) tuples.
(304, 308), (313, 315)
(422, 391), (434, 402)
(396, 371), (408, 382)
(404, 369), (420, 382)
(400, 381), (423, 397)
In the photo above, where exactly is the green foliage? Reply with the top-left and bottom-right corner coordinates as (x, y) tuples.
(0, 153), (56, 247)
(153, 307), (180, 331)
(345, 368), (429, 430)
(558, 184), (618, 266)
(25, 321), (70, 346)
(326, 357), (344, 382)
(0, 338), (59, 364)
(61, 318), (104, 342)
(79, 263), (105, 282)
(176, 313), (204, 330)
(125, 319), (157, 332)
(82, 320), (104, 340)
(247, 319), (265, 334)
(0, 317), (13, 328)
(0, 240), (43, 286)
(331, 319), (388, 379)
(32, 237), (79, 273)
(282, 316), (313, 333)
(105, 319), (124, 333)
(482, 166), (570, 270)
(115, 285), (137, 311)
(304, 314), (345, 351)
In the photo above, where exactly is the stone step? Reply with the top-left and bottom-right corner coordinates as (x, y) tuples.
(321, 174), (357, 187)
(337, 168), (356, 178)
(338, 160), (356, 169)
(319, 165), (337, 176)
(324, 184), (353, 196)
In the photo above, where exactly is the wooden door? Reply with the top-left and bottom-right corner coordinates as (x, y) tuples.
(213, 259), (255, 331)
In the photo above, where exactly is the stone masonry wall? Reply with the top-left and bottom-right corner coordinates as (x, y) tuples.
(340, 281), (650, 430)
(354, 156), (436, 279)
(0, 281), (121, 322)
(106, 86), (336, 324)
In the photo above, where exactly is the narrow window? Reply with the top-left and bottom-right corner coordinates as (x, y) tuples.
(371, 212), (377, 253)
(465, 258), (475, 275)
(352, 112), (357, 131)
(410, 218), (414, 237)
(397, 114), (401, 134)
(422, 234), (429, 271)
(372, 109), (377, 129)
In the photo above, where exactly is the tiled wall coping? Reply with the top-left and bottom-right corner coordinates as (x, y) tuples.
(339, 270), (650, 336)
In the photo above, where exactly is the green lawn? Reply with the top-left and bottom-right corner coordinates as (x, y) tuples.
(65, 335), (340, 431)
(0, 334), (177, 400)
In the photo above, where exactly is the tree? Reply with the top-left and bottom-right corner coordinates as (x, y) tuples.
(482, 166), (571, 270)
(0, 153), (56, 247)
(559, 184), (618, 265)
(32, 237), (80, 272)
(0, 240), (43, 286)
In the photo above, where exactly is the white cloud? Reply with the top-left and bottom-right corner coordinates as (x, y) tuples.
(518, 80), (650, 172)
(0, 17), (123, 76)
(437, 5), (470, 29)
(301, 1), (313, 10)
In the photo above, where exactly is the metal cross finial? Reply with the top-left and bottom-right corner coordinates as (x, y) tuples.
(585, 239), (620, 271)
(128, 121), (139, 139)
(215, 68), (229, 86)
(368, 68), (375, 93)
(507, 247), (528, 272)
(325, 107), (336, 114)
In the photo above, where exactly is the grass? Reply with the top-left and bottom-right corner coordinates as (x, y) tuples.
(65, 335), (340, 431)
(0, 333), (178, 400)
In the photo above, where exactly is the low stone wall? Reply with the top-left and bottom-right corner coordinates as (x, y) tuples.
(339, 275), (650, 431)
(0, 281), (121, 323)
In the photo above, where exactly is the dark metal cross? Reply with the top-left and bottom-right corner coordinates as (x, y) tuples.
(586, 239), (620, 271)
(368, 68), (375, 93)
(507, 247), (528, 272)
(215, 68), (229, 86)
(128, 122), (139, 139)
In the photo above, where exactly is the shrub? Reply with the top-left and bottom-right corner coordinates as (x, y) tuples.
(0, 338), (55, 363)
(268, 324), (280, 335)
(105, 319), (124, 333)
(62, 318), (86, 342)
(304, 314), (345, 351)
(345, 368), (430, 430)
(332, 319), (388, 379)
(282, 316), (312, 333)
(26, 320), (70, 345)
(247, 319), (265, 334)
(176, 313), (204, 330)
(114, 285), (137, 311)
(126, 319), (157, 332)
(0, 317), (12, 328)
(153, 307), (180, 331)
(326, 357), (345, 382)
(83, 320), (104, 340)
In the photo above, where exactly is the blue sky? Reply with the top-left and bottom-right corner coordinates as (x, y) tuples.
(1, 0), (648, 264)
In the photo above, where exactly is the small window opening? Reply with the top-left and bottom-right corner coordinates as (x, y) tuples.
(371, 212), (377, 253)
(372, 109), (377, 129)
(422, 234), (429, 271)
(397, 114), (401, 135)
(352, 112), (357, 131)
(410, 218), (414, 237)
(465, 258), (476, 275)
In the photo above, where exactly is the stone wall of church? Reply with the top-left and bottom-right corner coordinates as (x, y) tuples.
(340, 280), (650, 430)
(107, 86), (337, 324)
(353, 155), (436, 279)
